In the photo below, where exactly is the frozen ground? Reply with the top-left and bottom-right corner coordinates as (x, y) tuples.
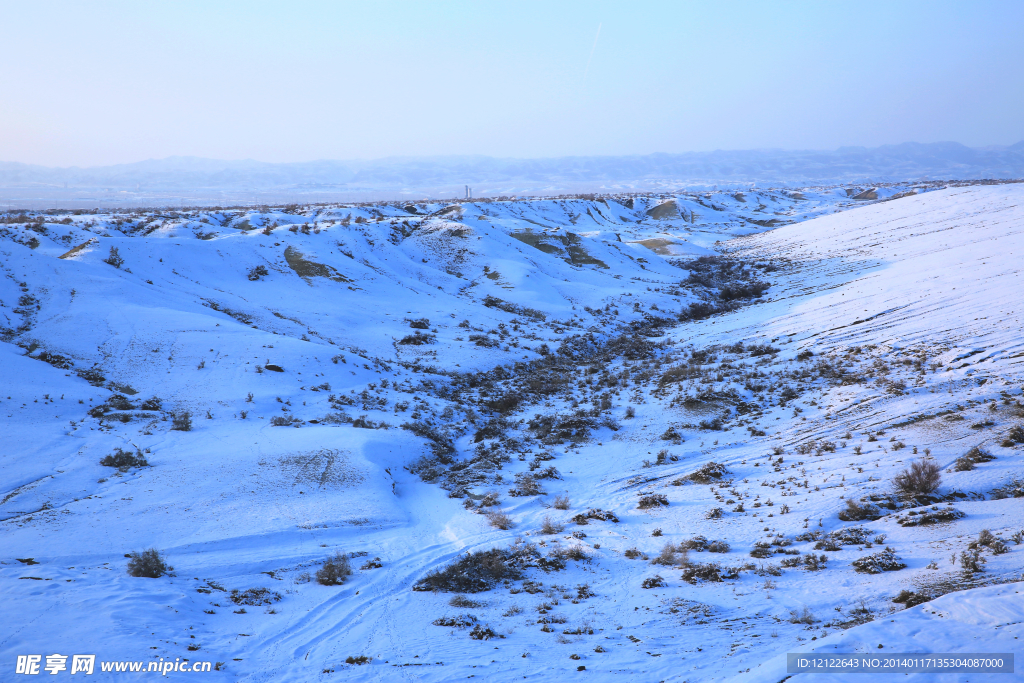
(1, 182), (1022, 681)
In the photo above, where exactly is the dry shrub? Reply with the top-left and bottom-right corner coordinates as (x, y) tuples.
(681, 562), (722, 583)
(564, 544), (589, 561)
(553, 494), (571, 510)
(892, 589), (929, 607)
(571, 508), (619, 524)
(413, 541), (537, 593)
(685, 462), (728, 484)
(468, 624), (503, 640)
(651, 542), (685, 566)
(486, 510), (515, 530)
(638, 493), (669, 509)
(803, 554), (827, 571)
(893, 460), (941, 496)
(1003, 424), (1024, 446)
(432, 614), (477, 628)
(788, 607), (816, 624)
(509, 474), (543, 497)
(641, 575), (666, 589)
(230, 587), (282, 605)
(540, 515), (564, 535)
(100, 448), (149, 471)
(316, 552), (352, 586)
(449, 595), (485, 608)
(897, 507), (965, 526)
(852, 547), (906, 574)
(126, 549), (168, 578)
(837, 498), (881, 521)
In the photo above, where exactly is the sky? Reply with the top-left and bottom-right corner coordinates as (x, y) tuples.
(2, 0), (1022, 167)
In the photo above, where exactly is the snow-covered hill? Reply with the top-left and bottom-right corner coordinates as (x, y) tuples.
(1, 182), (1022, 681)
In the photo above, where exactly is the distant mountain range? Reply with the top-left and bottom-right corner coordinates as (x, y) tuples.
(2, 141), (1022, 205)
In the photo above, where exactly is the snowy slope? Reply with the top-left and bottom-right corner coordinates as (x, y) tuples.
(1, 183), (1022, 681)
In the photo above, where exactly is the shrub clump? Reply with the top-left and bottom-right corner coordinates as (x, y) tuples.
(954, 446), (996, 471)
(432, 614), (478, 628)
(100, 448), (149, 471)
(413, 542), (537, 593)
(345, 656), (370, 665)
(398, 331), (435, 345)
(468, 624), (504, 640)
(230, 587), (282, 605)
(571, 508), (619, 525)
(684, 462), (729, 484)
(893, 589), (930, 607)
(315, 552), (353, 586)
(247, 265), (269, 281)
(539, 516), (564, 535)
(485, 510), (515, 530)
(170, 411), (193, 432)
(852, 547), (906, 574)
(508, 473), (543, 497)
(838, 499), (882, 522)
(641, 575), (667, 589)
(104, 246), (124, 268)
(897, 506), (965, 527)
(1002, 424), (1024, 447)
(681, 562), (723, 584)
(788, 607), (817, 624)
(126, 549), (169, 578)
(893, 460), (941, 497)
(638, 493), (669, 509)
(990, 478), (1024, 499)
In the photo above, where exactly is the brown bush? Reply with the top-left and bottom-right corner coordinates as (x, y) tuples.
(315, 552), (352, 586)
(893, 460), (941, 496)
(641, 575), (666, 589)
(539, 515), (564, 535)
(838, 498), (881, 521)
(638, 493), (669, 509)
(486, 510), (515, 530)
(126, 549), (168, 578)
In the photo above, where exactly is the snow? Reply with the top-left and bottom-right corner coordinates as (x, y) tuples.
(1, 182), (1023, 681)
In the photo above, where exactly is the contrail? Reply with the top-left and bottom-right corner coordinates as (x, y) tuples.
(582, 22), (602, 86)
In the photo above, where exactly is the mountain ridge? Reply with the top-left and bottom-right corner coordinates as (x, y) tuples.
(2, 142), (1023, 199)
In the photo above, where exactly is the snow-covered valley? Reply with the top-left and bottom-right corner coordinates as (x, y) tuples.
(2, 182), (1023, 681)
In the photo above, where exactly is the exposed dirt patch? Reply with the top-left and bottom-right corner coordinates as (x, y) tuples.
(509, 230), (607, 268)
(509, 230), (565, 256)
(631, 238), (682, 256)
(646, 201), (680, 220)
(59, 239), (97, 260)
(284, 246), (350, 282)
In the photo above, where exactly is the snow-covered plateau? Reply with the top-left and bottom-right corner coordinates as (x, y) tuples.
(1, 181), (1023, 681)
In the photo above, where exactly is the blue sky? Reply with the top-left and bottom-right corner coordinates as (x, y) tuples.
(2, 0), (1021, 166)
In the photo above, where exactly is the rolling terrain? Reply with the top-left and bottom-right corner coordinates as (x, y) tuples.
(1, 182), (1023, 681)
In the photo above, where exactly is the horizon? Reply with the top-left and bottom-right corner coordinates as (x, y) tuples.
(4, 139), (1024, 172)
